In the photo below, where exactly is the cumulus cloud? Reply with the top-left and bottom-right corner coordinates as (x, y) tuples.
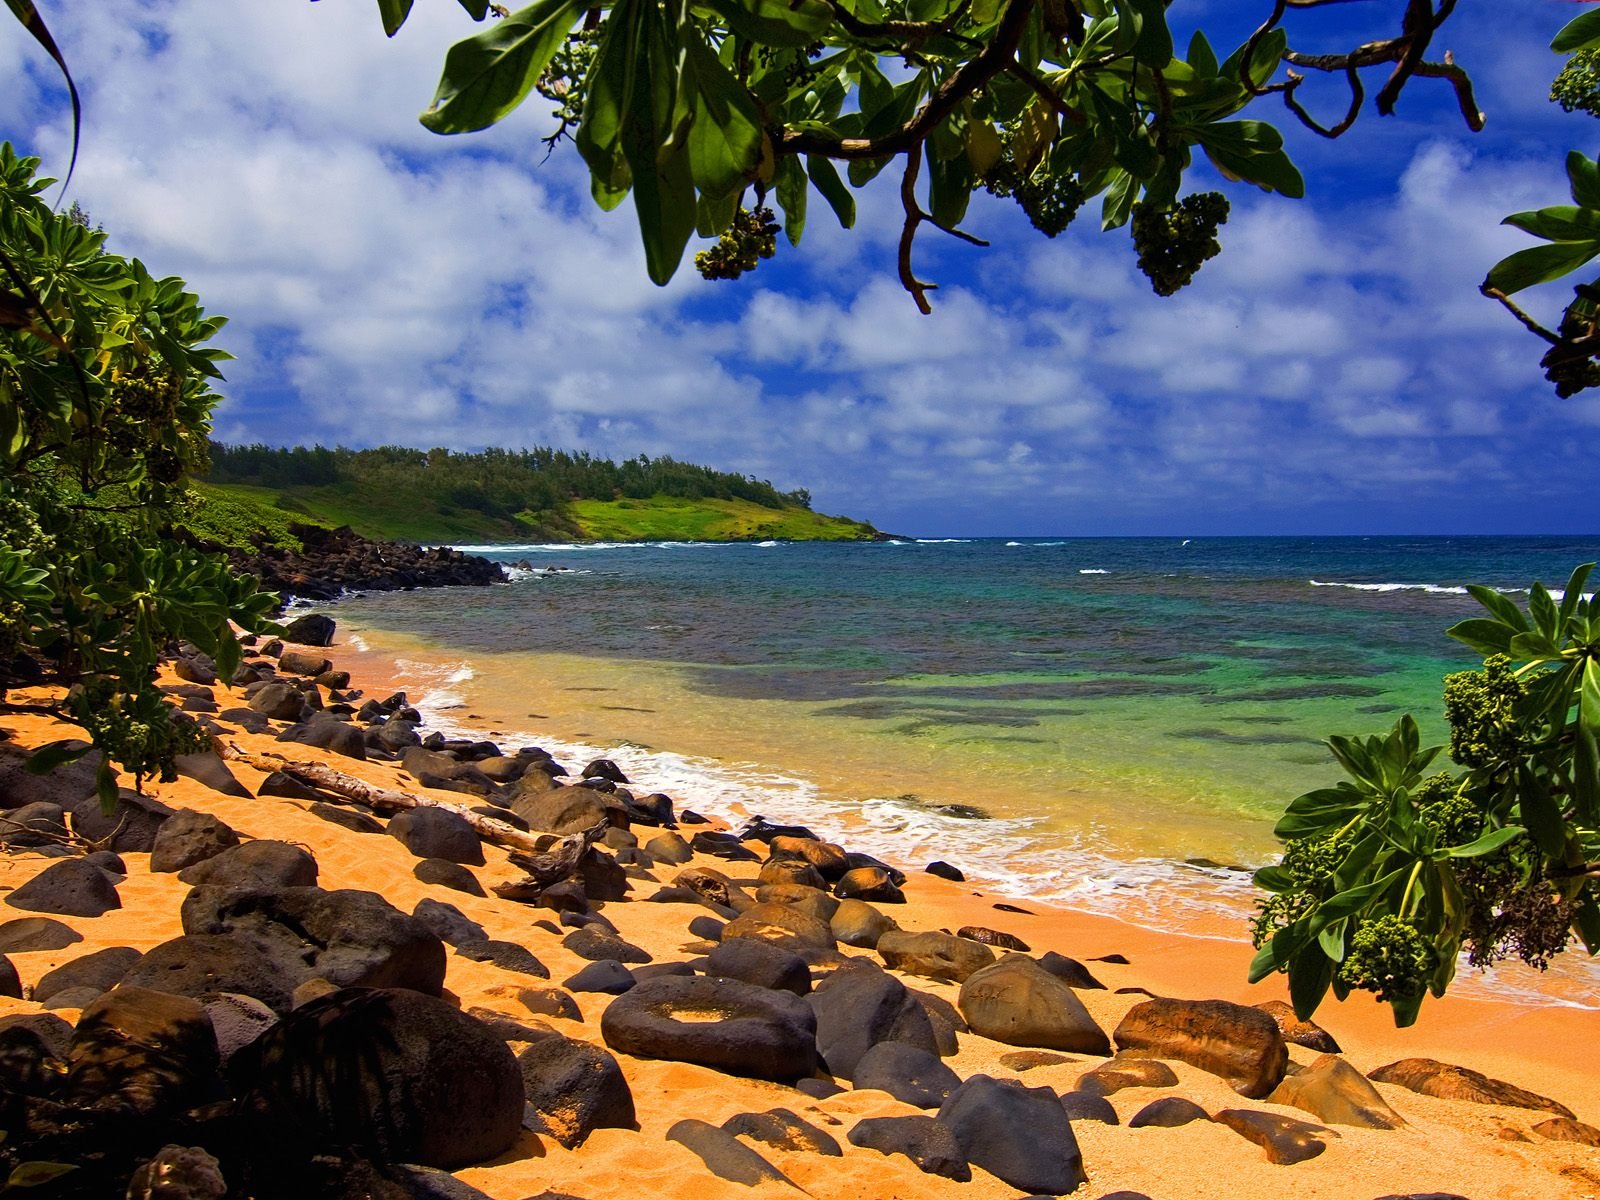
(3, 1), (1592, 533)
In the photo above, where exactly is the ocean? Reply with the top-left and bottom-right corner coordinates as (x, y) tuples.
(321, 533), (1600, 1006)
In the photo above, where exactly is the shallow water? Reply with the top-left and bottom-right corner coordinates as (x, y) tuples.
(323, 534), (1600, 1007)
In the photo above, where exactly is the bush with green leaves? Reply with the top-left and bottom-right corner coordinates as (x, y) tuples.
(1251, 565), (1600, 1026)
(0, 144), (279, 801)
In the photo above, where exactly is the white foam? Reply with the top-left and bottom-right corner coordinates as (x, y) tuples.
(346, 634), (370, 652)
(1309, 580), (1468, 595)
(1079, 568), (1108, 574)
(1005, 541), (1023, 547)
(755, 540), (780, 548)
(915, 539), (972, 544)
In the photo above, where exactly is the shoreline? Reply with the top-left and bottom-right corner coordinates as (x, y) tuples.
(327, 605), (1600, 1016)
(0, 626), (1597, 1197)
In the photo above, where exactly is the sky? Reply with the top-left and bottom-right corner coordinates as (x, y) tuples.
(4, 1), (1599, 537)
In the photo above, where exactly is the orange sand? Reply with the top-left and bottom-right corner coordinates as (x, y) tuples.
(0, 635), (1596, 1200)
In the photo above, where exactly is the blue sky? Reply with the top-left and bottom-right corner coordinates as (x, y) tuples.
(4, 1), (1598, 536)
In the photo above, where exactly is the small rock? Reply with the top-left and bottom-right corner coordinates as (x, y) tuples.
(756, 882), (838, 923)
(687, 915), (726, 941)
(645, 832), (694, 865)
(517, 987), (583, 1021)
(413, 858), (487, 896)
(411, 899), (487, 947)
(1269, 1053), (1405, 1129)
(722, 1108), (842, 1156)
(1113, 997), (1287, 1098)
(563, 960), (636, 995)
(563, 926), (652, 964)
(1255, 999), (1341, 1053)
(0, 916), (81, 953)
(957, 954), (1110, 1054)
(999, 1050), (1072, 1072)
(201, 992), (278, 1068)
(1214, 1108), (1332, 1165)
(1035, 951), (1107, 990)
(456, 940), (550, 979)
(938, 1074), (1087, 1195)
(149, 810), (241, 874)
(834, 866), (904, 903)
(877, 930), (996, 983)
(667, 1119), (800, 1188)
(5, 857), (121, 917)
(853, 1041), (961, 1109)
(582, 758), (629, 784)
(1531, 1117), (1600, 1146)
(283, 613), (335, 646)
(924, 861), (964, 882)
(388, 808), (486, 866)
(1367, 1058), (1574, 1117)
(519, 1033), (637, 1148)
(1128, 1096), (1210, 1128)
(829, 898), (899, 949)
(1059, 1091), (1120, 1125)
(33, 945), (141, 1004)
(259, 771), (326, 801)
(126, 1144), (227, 1200)
(1077, 1054), (1179, 1097)
(278, 649), (332, 677)
(956, 925), (1029, 952)
(847, 1115), (970, 1181)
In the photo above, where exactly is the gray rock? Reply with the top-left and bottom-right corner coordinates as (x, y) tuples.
(248, 682), (306, 723)
(172, 750), (253, 798)
(121, 933), (303, 1012)
(5, 857), (121, 917)
(807, 962), (938, 1081)
(938, 1074), (1087, 1195)
(177, 840), (318, 890)
(388, 808), (486, 866)
(563, 926), (651, 964)
(1059, 1090), (1120, 1124)
(282, 614), (335, 646)
(847, 1115), (970, 1181)
(67, 788), (175, 853)
(0, 916), (81, 953)
(601, 975), (818, 1082)
(149, 810), (241, 874)
(877, 930), (995, 983)
(278, 713), (367, 761)
(309, 802), (384, 833)
(455, 940), (549, 979)
(200, 991), (278, 1069)
(705, 939), (810, 996)
(411, 898), (487, 947)
(666, 1119), (799, 1188)
(722, 1108), (842, 1156)
(0, 801), (68, 847)
(519, 1033), (637, 1148)
(563, 960), (636, 995)
(853, 1041), (961, 1109)
(957, 953), (1110, 1054)
(413, 858), (486, 896)
(644, 832), (693, 865)
(1128, 1096), (1209, 1128)
(33, 945), (141, 1004)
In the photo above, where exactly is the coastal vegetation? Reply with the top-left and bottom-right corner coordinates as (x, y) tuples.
(195, 443), (878, 544)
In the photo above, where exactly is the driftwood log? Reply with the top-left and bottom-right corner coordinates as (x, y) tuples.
(223, 745), (611, 902)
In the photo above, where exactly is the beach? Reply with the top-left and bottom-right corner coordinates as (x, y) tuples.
(0, 622), (1596, 1199)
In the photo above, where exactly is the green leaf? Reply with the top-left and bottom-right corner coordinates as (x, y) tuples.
(1515, 765), (1567, 858)
(1553, 7), (1600, 53)
(1444, 825), (1524, 859)
(1288, 937), (1336, 1020)
(1574, 900), (1600, 955)
(1557, 563), (1595, 628)
(24, 739), (90, 775)
(1485, 239), (1600, 295)
(1187, 29), (1218, 77)
(1572, 720), (1600, 825)
(1529, 582), (1559, 640)
(701, 0), (831, 47)
(1194, 120), (1303, 198)
(806, 155), (855, 229)
(1129, 0), (1172, 63)
(682, 37), (764, 199)
(457, 0), (491, 17)
(5, 1161), (75, 1188)
(377, 0), (415, 36)
(1465, 583), (1530, 631)
(1508, 629), (1562, 661)
(1581, 657), (1600, 732)
(1251, 864), (1294, 892)
(1502, 205), (1600, 244)
(774, 154), (807, 247)
(421, 0), (585, 134)
(927, 143), (973, 229)
(1316, 918), (1347, 962)
(1100, 170), (1136, 230)
(1569, 151), (1600, 210)
(95, 758), (118, 813)
(1246, 938), (1281, 984)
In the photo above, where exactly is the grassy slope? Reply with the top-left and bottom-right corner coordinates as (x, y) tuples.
(186, 482), (878, 546)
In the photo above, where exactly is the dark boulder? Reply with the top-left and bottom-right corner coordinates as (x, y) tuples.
(1059, 1090), (1120, 1125)
(173, 749), (253, 798)
(0, 801), (69, 847)
(278, 713), (368, 761)
(852, 1041), (961, 1109)
(177, 839), (319, 890)
(834, 867), (905, 903)
(519, 1033), (637, 1148)
(278, 649), (332, 677)
(938, 1074), (1087, 1195)
(1035, 951), (1107, 990)
(413, 858), (486, 896)
(5, 857), (121, 917)
(283, 613), (336, 646)
(807, 962), (938, 1081)
(1128, 1096), (1210, 1128)
(33, 945), (141, 1005)
(237, 987), (524, 1169)
(924, 861), (964, 882)
(666, 1119), (799, 1188)
(149, 810), (241, 874)
(387, 808), (486, 866)
(600, 975), (818, 1081)
(0, 915), (81, 953)
(722, 1108), (842, 1156)
(455, 940), (549, 979)
(847, 1115), (970, 1181)
(248, 682), (307, 723)
(67, 788), (175, 853)
(563, 926), (652, 964)
(310, 802), (384, 834)
(120, 934), (303, 1013)
(411, 899), (487, 947)
(66, 986), (221, 1117)
(1113, 997), (1288, 1099)
(563, 960), (636, 995)
(704, 939), (810, 996)
(957, 954), (1110, 1054)
(830, 898), (899, 949)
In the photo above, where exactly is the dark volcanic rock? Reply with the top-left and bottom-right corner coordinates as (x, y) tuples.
(229, 529), (505, 604)
(120, 933), (303, 1012)
(830, 898), (899, 949)
(283, 613), (337, 646)
(278, 713), (368, 761)
(150, 809), (241, 874)
(388, 807), (486, 866)
(172, 749), (253, 797)
(6, 857), (121, 917)
(0, 916), (81, 953)
(413, 858), (486, 896)
(600, 975), (818, 1081)
(704, 939), (811, 996)
(68, 788), (175, 852)
(877, 930), (995, 983)
(852, 1041), (961, 1109)
(309, 801), (385, 833)
(563, 960), (636, 995)
(411, 898), (487, 947)
(1059, 1090), (1120, 1125)
(66, 986), (221, 1117)
(237, 987), (524, 1170)
(563, 926), (651, 964)
(1035, 950), (1107, 990)
(455, 939), (549, 979)
(924, 861), (964, 882)
(519, 1033), (637, 1148)
(666, 1119), (799, 1188)
(0, 801), (69, 847)
(847, 1115), (970, 1181)
(938, 1074), (1087, 1195)
(177, 839), (319, 890)
(33, 945), (141, 1004)
(807, 962), (938, 1081)
(722, 1108), (842, 1156)
(1128, 1096), (1210, 1128)
(834, 866), (904, 903)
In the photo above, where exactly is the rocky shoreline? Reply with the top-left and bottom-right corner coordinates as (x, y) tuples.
(0, 629), (1595, 1199)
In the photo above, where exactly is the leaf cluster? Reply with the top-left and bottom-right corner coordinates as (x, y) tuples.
(1251, 565), (1600, 1026)
(1, 145), (279, 794)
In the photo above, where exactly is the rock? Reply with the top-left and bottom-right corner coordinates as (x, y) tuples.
(283, 613), (336, 646)
(877, 930), (996, 983)
(387, 808), (486, 866)
(955, 925), (1029, 952)
(0, 916), (81, 953)
(1076, 1054), (1180, 1097)
(0, 800), (69, 847)
(1270, 1053), (1406, 1129)
(794, 1077), (844, 1100)
(126, 1144), (227, 1200)
(413, 858), (486, 896)
(834, 866), (904, 903)
(258, 770), (325, 802)
(0, 741), (99, 810)
(177, 839), (319, 890)
(149, 810), (241, 874)
(759, 858), (827, 891)
(518, 987), (583, 1021)
(645, 832), (694, 865)
(689, 831), (760, 862)
(999, 1049), (1072, 1071)
(1255, 999), (1341, 1053)
(513, 789), (617, 836)
(768, 836), (850, 879)
(582, 758), (629, 784)
(411, 898), (487, 946)
(1128, 1096), (1210, 1128)
(66, 986), (220, 1117)
(1035, 951), (1107, 990)
(756, 882), (838, 923)
(1367, 1058), (1574, 1117)
(1532, 1117), (1600, 1146)
(924, 861), (964, 882)
(563, 926), (651, 964)
(0, 954), (16, 999)
(5, 857), (121, 917)
(687, 915), (727, 941)
(957, 954), (1110, 1054)
(807, 962), (938, 1081)
(1113, 997), (1287, 1099)
(722, 902), (835, 952)
(201, 992), (278, 1068)
(723, 1108), (842, 1156)
(68, 788), (175, 853)
(853, 1041), (961, 1109)
(666, 1119), (800, 1188)
(1059, 1090), (1120, 1124)
(830, 898), (899, 949)
(278, 649), (332, 677)
(84, 849), (127, 877)
(174, 653), (219, 685)
(237, 987), (524, 1169)
(1214, 1108), (1331, 1165)
(673, 866), (743, 910)
(705, 939), (811, 996)
(469, 1008), (554, 1045)
(120, 933), (304, 1012)
(0, 1014), (70, 1093)
(938, 1075), (1087, 1195)
(218, 706), (271, 735)
(456, 940), (550, 979)
(172, 750), (253, 797)
(601, 975), (818, 1081)
(278, 713), (368, 761)
(33, 945), (141, 1004)
(519, 1033), (637, 1148)
(847, 1115), (971, 1181)
(908, 987), (966, 1058)
(180, 887), (446, 1002)
(248, 682), (307, 722)
(563, 960), (636, 995)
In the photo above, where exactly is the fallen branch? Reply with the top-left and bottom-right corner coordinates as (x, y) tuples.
(222, 743), (547, 855)
(497, 825), (609, 901)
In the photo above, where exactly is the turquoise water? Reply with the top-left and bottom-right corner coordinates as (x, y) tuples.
(326, 534), (1600, 1002)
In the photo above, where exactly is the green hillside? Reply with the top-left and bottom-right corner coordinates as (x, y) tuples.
(187, 444), (882, 546)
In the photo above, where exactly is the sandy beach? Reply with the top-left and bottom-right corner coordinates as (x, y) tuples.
(0, 626), (1596, 1200)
